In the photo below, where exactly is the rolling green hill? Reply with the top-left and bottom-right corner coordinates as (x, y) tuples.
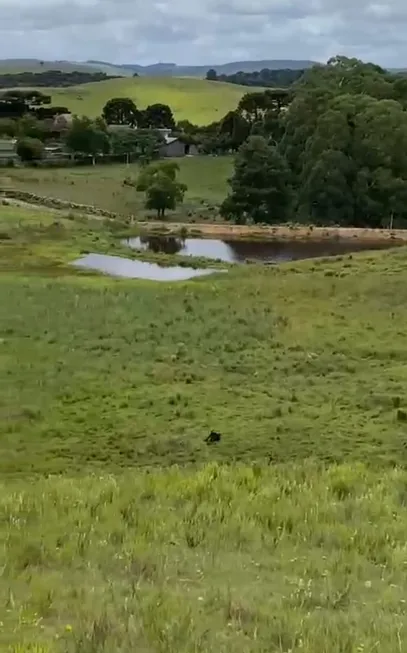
(0, 58), (127, 76)
(2, 203), (407, 651)
(49, 76), (261, 124)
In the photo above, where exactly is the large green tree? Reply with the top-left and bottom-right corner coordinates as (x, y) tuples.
(275, 55), (407, 226)
(109, 127), (141, 156)
(219, 110), (250, 151)
(102, 98), (140, 127)
(220, 135), (292, 224)
(237, 92), (270, 123)
(134, 129), (165, 164)
(16, 137), (44, 162)
(109, 126), (164, 162)
(65, 116), (110, 163)
(280, 56), (398, 178)
(298, 94), (407, 226)
(142, 103), (175, 130)
(17, 114), (47, 141)
(0, 118), (17, 138)
(136, 161), (187, 218)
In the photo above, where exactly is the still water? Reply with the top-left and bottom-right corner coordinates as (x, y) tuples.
(125, 235), (398, 264)
(72, 253), (225, 281)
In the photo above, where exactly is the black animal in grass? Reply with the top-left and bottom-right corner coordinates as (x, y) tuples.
(204, 430), (222, 445)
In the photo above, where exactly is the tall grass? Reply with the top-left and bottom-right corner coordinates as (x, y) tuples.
(2, 207), (407, 651)
(2, 462), (407, 652)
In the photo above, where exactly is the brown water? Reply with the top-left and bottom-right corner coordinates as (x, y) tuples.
(125, 235), (398, 264)
(72, 254), (226, 281)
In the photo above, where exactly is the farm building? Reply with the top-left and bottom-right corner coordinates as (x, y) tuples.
(159, 136), (199, 158)
(107, 125), (198, 157)
(44, 143), (72, 161)
(157, 129), (199, 158)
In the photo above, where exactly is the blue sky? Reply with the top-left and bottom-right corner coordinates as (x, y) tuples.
(0, 0), (404, 67)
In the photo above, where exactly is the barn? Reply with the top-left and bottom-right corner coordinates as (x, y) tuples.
(157, 129), (199, 158)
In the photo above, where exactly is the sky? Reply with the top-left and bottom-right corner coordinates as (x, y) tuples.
(0, 0), (405, 67)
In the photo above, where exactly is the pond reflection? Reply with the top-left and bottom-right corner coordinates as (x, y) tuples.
(72, 253), (226, 281)
(125, 235), (397, 264)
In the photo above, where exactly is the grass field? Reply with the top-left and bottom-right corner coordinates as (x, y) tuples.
(3, 157), (233, 220)
(2, 205), (407, 476)
(3, 463), (407, 652)
(3, 206), (407, 651)
(47, 77), (258, 124)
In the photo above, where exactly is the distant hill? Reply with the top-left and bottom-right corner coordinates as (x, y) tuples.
(0, 59), (129, 77)
(3, 58), (406, 80)
(0, 58), (318, 79)
(86, 59), (319, 77)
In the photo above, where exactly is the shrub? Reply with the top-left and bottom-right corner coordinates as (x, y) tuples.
(16, 137), (44, 162)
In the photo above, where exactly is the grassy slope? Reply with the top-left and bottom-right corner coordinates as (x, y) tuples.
(48, 77), (258, 124)
(2, 207), (407, 651)
(2, 207), (407, 476)
(2, 463), (407, 652)
(4, 157), (233, 220)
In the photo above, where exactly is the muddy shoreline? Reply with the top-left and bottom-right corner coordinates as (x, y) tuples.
(139, 221), (407, 244)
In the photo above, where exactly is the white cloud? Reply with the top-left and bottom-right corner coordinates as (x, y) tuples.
(0, 0), (405, 67)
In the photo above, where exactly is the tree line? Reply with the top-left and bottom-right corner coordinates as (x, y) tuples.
(206, 67), (305, 88)
(221, 56), (407, 228)
(0, 70), (120, 88)
(0, 93), (178, 165)
(0, 90), (68, 120)
(0, 86), (292, 158)
(0, 92), (176, 159)
(129, 56), (407, 229)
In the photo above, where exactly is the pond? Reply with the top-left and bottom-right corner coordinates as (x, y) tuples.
(72, 253), (225, 281)
(124, 235), (399, 264)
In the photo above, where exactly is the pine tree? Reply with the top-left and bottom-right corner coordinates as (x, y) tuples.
(220, 135), (292, 224)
